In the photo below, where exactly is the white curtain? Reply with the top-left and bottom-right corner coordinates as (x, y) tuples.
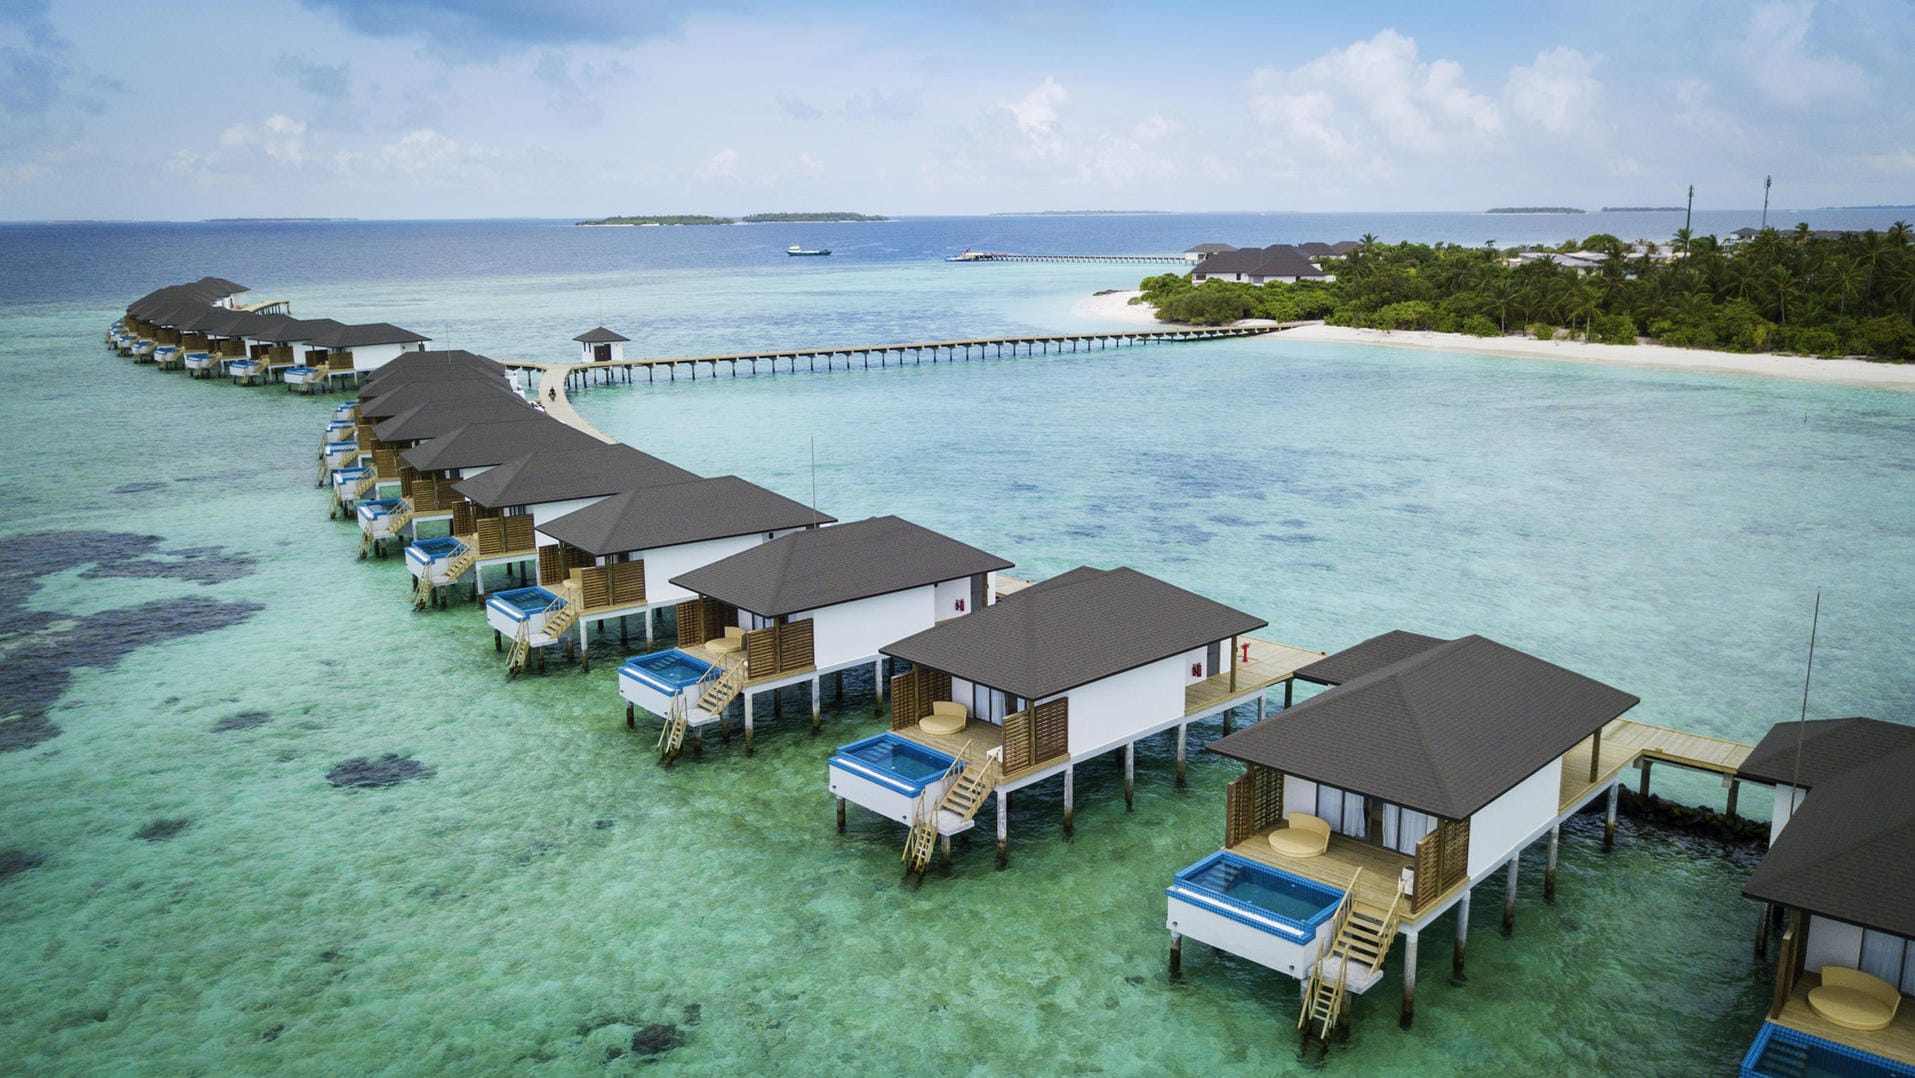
(1343, 791), (1367, 839)
(1316, 784), (1367, 839)
(1316, 785), (1344, 831)
(1859, 928), (1906, 988)
(1395, 808), (1436, 855)
(1903, 937), (1915, 996)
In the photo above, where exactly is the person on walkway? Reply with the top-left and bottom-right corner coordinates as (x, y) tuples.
(547, 387), (557, 402)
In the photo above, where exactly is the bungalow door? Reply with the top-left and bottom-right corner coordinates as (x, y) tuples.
(969, 573), (987, 613)
(1205, 641), (1221, 677)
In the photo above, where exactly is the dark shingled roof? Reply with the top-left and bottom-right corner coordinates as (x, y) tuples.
(123, 277), (249, 318)
(1738, 717), (1915, 789)
(573, 326), (630, 343)
(371, 398), (545, 444)
(244, 316), (344, 344)
(399, 417), (603, 473)
(670, 516), (1012, 617)
(361, 350), (507, 394)
(1294, 630), (1446, 686)
(882, 566), (1266, 701)
(452, 444), (697, 509)
(1191, 244), (1327, 280)
(1208, 634), (1639, 819)
(196, 308), (263, 338)
(1184, 243), (1237, 254)
(1328, 240), (1361, 255)
(195, 276), (249, 295)
(539, 475), (835, 556)
(358, 379), (524, 420)
(1742, 722), (1915, 938)
(310, 322), (430, 349)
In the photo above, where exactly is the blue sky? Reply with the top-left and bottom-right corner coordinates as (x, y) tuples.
(2, 0), (1910, 219)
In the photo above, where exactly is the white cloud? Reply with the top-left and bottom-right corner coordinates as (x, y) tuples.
(219, 113), (310, 165)
(1736, 2), (1871, 109)
(1002, 76), (1068, 157)
(1130, 113), (1176, 142)
(699, 147), (739, 180)
(1504, 47), (1601, 134)
(1246, 29), (1501, 166)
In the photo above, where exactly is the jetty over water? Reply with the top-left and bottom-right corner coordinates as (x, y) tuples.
(949, 251), (1189, 264)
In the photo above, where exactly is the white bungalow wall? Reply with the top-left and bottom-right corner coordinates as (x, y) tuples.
(1466, 760), (1562, 879)
(1064, 654), (1184, 758)
(352, 341), (428, 372)
(1802, 916), (1915, 993)
(1179, 639), (1234, 686)
(797, 585), (937, 669)
(635, 533), (768, 607)
(1769, 785), (1807, 845)
(1283, 774), (1318, 820)
(933, 577), (970, 618)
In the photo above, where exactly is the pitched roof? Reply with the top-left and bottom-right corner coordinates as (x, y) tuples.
(452, 443), (698, 509)
(1738, 717), (1915, 789)
(310, 322), (430, 349)
(360, 350), (507, 393)
(371, 397), (546, 444)
(1742, 726), (1915, 938)
(194, 276), (249, 296)
(1208, 634), (1639, 819)
(1328, 241), (1361, 255)
(1184, 243), (1237, 254)
(399, 417), (603, 473)
(1250, 243), (1327, 278)
(670, 515), (1011, 617)
(243, 316), (344, 344)
(538, 475), (835, 556)
(358, 378), (524, 420)
(1294, 630), (1446, 686)
(195, 308), (263, 337)
(882, 566), (1266, 701)
(573, 326), (630, 343)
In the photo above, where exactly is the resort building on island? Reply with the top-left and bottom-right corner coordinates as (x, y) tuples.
(530, 475), (832, 694)
(1735, 717), (1915, 1075)
(406, 442), (696, 613)
(1184, 243), (1237, 264)
(847, 566), (1324, 876)
(1190, 244), (1331, 285)
(574, 326), (630, 364)
(649, 516), (1012, 759)
(1170, 631), (1639, 1041)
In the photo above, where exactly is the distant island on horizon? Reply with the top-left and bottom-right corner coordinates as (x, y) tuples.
(988, 210), (1171, 216)
(202, 217), (358, 223)
(1485, 207), (1585, 214)
(577, 211), (888, 226)
(1601, 206), (1683, 212)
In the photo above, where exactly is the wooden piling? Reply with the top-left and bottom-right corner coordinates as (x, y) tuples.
(1175, 724), (1187, 786)
(1604, 783), (1619, 850)
(1169, 932), (1183, 978)
(1401, 930), (1419, 1029)
(1545, 824), (1560, 903)
(1124, 742), (1135, 811)
(836, 796), (845, 833)
(996, 789), (1008, 869)
(1453, 891), (1470, 979)
(1502, 857), (1519, 936)
(1063, 765), (1075, 837)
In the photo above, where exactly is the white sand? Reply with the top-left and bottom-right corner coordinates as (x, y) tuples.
(1072, 290), (1915, 391)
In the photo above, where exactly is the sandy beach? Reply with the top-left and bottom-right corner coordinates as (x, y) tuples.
(1074, 290), (1915, 391)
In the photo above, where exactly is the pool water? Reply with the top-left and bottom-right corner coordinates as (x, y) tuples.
(624, 649), (714, 690)
(1180, 853), (1344, 924)
(1746, 1023), (1915, 1078)
(840, 733), (956, 783)
(409, 536), (465, 558)
(490, 586), (559, 616)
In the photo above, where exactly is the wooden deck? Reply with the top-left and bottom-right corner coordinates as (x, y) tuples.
(1557, 718), (1756, 812)
(1183, 637), (1326, 717)
(897, 718), (1004, 764)
(1772, 972), (1915, 1066)
(1227, 826), (1451, 921)
(678, 640), (815, 692)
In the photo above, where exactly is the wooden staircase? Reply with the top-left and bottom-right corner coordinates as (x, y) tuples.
(694, 660), (747, 717)
(506, 622), (531, 678)
(902, 751), (1001, 875)
(351, 470), (379, 499)
(658, 693), (690, 763)
(383, 499), (416, 537)
(1298, 870), (1408, 1042)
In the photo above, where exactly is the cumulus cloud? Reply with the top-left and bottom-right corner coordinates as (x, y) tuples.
(1003, 76), (1068, 157)
(1504, 47), (1601, 134)
(699, 147), (739, 180)
(220, 113), (311, 165)
(1247, 30), (1501, 166)
(1735, 2), (1871, 109)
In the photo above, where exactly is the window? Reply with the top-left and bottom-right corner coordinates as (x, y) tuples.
(1316, 784), (1367, 840)
(971, 684), (1006, 725)
(1859, 928), (1908, 992)
(1381, 805), (1437, 857)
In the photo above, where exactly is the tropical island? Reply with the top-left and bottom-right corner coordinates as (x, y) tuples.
(577, 214), (733, 226)
(1129, 225), (1915, 360)
(740, 212), (888, 222)
(1486, 206), (1585, 214)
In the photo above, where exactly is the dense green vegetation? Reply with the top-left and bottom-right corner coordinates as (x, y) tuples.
(741, 212), (889, 222)
(1135, 226), (1915, 360)
(576, 215), (733, 225)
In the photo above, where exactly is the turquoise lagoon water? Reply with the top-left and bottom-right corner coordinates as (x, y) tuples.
(2, 217), (1913, 1074)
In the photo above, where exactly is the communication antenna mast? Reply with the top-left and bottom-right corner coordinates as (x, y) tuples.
(1784, 590), (1821, 825)
(1761, 176), (1772, 231)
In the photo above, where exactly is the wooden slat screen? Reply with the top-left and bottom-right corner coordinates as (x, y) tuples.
(675, 600), (709, 646)
(921, 669), (952, 716)
(1440, 817), (1469, 891)
(450, 501), (475, 537)
(576, 566), (610, 609)
(1252, 763), (1284, 832)
(476, 516), (505, 555)
(373, 448), (398, 477)
(1032, 698), (1069, 764)
(503, 514), (535, 551)
(1002, 709), (1035, 775)
(607, 560), (645, 606)
(398, 465), (416, 496)
(327, 352), (354, 372)
(1412, 831), (1441, 912)
(777, 619), (814, 673)
(1225, 770), (1256, 848)
(889, 670), (920, 731)
(743, 627), (779, 678)
(538, 543), (567, 586)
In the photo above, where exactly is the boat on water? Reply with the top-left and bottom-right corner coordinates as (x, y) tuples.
(787, 244), (831, 257)
(945, 247), (991, 262)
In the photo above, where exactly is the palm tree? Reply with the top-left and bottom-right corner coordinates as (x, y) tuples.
(1487, 276), (1520, 333)
(1770, 265), (1796, 324)
(1829, 258), (1866, 318)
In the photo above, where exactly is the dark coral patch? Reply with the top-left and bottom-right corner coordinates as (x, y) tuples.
(0, 849), (47, 882)
(212, 711), (271, 733)
(134, 819), (191, 842)
(0, 712), (60, 752)
(326, 754), (432, 788)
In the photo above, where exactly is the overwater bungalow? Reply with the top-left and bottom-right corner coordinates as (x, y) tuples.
(368, 417), (602, 554)
(286, 322), (430, 390)
(187, 308), (261, 377)
(1169, 632), (1639, 1040)
(849, 566), (1325, 875)
(412, 442), (696, 610)
(529, 475), (834, 714)
(574, 326), (630, 364)
(1735, 717), (1915, 1076)
(646, 516), (1011, 758)
(338, 393), (543, 509)
(238, 316), (344, 384)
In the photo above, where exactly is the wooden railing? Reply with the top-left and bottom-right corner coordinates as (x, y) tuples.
(888, 666), (953, 730)
(999, 699), (1068, 778)
(573, 559), (645, 610)
(743, 620), (814, 678)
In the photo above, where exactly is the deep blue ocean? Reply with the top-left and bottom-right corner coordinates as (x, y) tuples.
(1, 210), (1911, 1074)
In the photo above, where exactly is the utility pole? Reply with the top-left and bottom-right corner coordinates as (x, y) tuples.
(1761, 175), (1772, 231)
(1683, 184), (1694, 257)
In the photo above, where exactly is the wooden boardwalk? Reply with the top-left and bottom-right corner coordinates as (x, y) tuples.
(949, 252), (1189, 264)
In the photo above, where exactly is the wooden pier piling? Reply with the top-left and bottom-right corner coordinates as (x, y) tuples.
(1545, 824), (1560, 902)
(1502, 857), (1519, 936)
(1453, 892), (1470, 979)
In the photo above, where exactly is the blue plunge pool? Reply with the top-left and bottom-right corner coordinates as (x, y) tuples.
(831, 733), (959, 795)
(1168, 852), (1345, 942)
(1742, 1022), (1915, 1077)
(408, 536), (465, 559)
(621, 649), (715, 692)
(487, 586), (560, 620)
